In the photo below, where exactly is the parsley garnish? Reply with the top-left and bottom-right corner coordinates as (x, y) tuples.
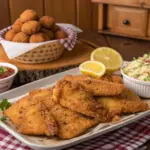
(0, 99), (11, 111)
(0, 116), (6, 121)
(0, 99), (11, 121)
(0, 67), (8, 74)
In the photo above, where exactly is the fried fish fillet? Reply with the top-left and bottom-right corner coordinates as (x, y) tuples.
(63, 75), (125, 96)
(29, 87), (56, 109)
(51, 104), (99, 139)
(114, 88), (141, 101)
(17, 101), (57, 136)
(4, 95), (58, 136)
(96, 89), (149, 116)
(4, 95), (29, 127)
(66, 74), (123, 84)
(101, 74), (123, 84)
(53, 79), (106, 118)
(31, 86), (116, 123)
(29, 87), (101, 139)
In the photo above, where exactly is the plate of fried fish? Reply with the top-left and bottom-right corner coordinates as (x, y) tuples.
(0, 67), (150, 150)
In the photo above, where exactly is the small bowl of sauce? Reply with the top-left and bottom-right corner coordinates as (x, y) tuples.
(0, 66), (15, 79)
(0, 63), (18, 93)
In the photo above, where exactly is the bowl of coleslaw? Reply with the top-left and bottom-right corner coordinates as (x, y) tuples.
(121, 53), (150, 98)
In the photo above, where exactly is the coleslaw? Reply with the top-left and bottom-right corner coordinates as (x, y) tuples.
(123, 53), (150, 81)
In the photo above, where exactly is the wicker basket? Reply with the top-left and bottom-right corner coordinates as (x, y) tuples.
(14, 41), (64, 64)
(0, 25), (77, 64)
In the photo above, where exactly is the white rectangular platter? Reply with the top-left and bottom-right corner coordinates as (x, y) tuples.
(0, 67), (150, 150)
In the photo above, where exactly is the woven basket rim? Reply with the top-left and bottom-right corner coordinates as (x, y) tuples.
(14, 40), (65, 64)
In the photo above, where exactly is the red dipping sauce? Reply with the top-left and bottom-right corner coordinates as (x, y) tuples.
(0, 66), (15, 79)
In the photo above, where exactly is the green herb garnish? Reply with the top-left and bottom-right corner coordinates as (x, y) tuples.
(0, 67), (8, 74)
(0, 99), (11, 121)
(0, 116), (6, 121)
(0, 99), (11, 111)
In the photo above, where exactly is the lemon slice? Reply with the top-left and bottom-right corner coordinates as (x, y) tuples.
(79, 61), (106, 78)
(91, 47), (123, 72)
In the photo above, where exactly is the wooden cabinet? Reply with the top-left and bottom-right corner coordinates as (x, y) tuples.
(144, 0), (150, 7)
(92, 0), (142, 7)
(92, 0), (150, 40)
(112, 6), (148, 36)
(0, 0), (10, 29)
(147, 11), (150, 36)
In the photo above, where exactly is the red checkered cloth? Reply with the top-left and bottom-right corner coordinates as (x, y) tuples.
(0, 115), (150, 150)
(0, 25), (77, 51)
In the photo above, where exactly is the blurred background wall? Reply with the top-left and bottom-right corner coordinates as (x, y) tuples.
(0, 0), (98, 31)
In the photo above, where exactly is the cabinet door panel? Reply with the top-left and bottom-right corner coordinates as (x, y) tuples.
(144, 0), (150, 7)
(112, 6), (148, 37)
(77, 0), (92, 31)
(92, 0), (142, 7)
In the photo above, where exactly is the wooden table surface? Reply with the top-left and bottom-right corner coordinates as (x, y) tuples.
(79, 32), (150, 150)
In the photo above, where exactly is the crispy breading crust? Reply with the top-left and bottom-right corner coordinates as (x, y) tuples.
(66, 74), (123, 84)
(96, 89), (149, 115)
(101, 74), (123, 84)
(63, 75), (125, 96)
(4, 94), (58, 136)
(51, 104), (99, 139)
(53, 79), (105, 118)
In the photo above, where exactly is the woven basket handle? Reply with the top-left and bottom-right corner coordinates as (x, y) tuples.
(59, 27), (77, 51)
(0, 32), (4, 43)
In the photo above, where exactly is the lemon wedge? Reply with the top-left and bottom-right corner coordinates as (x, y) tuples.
(91, 47), (123, 72)
(79, 61), (106, 78)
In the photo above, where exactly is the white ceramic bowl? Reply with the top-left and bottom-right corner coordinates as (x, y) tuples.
(0, 63), (18, 93)
(121, 64), (150, 98)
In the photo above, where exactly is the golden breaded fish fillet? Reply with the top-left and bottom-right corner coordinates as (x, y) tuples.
(67, 74), (123, 84)
(28, 87), (102, 139)
(4, 95), (29, 127)
(114, 88), (141, 101)
(17, 101), (57, 136)
(30, 86), (117, 123)
(101, 74), (123, 84)
(4, 95), (58, 136)
(29, 87), (56, 109)
(96, 89), (149, 116)
(63, 75), (125, 96)
(51, 104), (99, 139)
(53, 79), (107, 118)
